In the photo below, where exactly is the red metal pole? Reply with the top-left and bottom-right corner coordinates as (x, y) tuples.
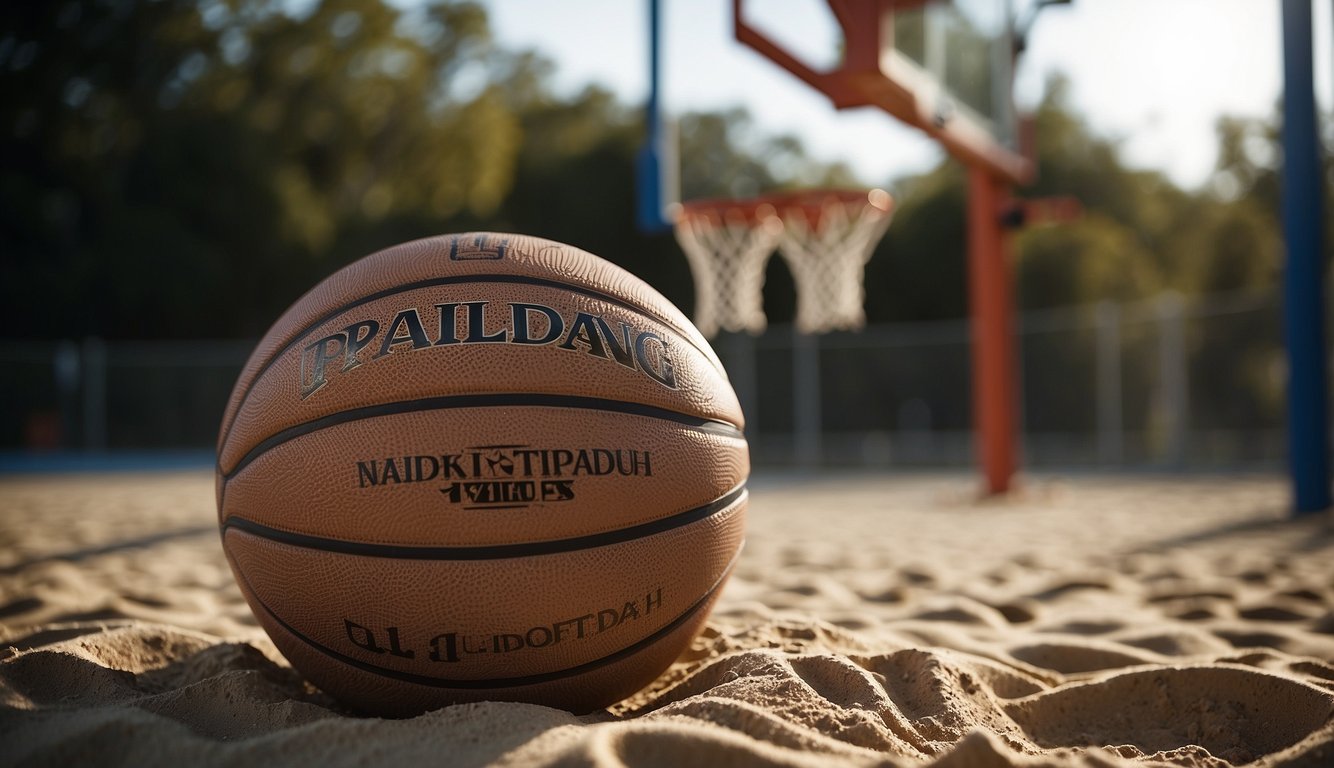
(967, 167), (1017, 494)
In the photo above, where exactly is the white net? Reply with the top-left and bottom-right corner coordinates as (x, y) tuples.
(673, 190), (893, 338)
(776, 189), (894, 333)
(673, 204), (783, 337)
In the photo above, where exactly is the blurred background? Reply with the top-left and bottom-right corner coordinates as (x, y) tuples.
(1, 0), (1330, 471)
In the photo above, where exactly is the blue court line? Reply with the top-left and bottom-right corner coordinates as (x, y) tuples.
(0, 450), (216, 475)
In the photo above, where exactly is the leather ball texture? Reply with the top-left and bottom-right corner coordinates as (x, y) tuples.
(216, 233), (749, 716)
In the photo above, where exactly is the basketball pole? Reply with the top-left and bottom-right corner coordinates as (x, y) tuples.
(967, 169), (1018, 495)
(1280, 0), (1330, 515)
(635, 0), (668, 233)
(729, 0), (1047, 492)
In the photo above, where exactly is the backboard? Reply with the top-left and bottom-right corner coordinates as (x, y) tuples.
(734, 0), (1030, 183)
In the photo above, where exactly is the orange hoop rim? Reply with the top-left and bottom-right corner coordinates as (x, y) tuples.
(673, 188), (893, 227)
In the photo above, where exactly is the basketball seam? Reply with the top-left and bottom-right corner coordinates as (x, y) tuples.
(221, 485), (745, 559)
(217, 272), (727, 459)
(226, 546), (741, 692)
(219, 393), (746, 480)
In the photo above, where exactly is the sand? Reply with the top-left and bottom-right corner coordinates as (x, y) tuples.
(1, 470), (1332, 767)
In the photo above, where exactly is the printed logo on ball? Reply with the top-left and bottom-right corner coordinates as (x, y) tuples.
(298, 300), (677, 398)
(355, 444), (653, 510)
(449, 234), (508, 260)
(340, 587), (665, 663)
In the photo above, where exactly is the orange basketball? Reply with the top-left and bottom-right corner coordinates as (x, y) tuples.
(216, 233), (748, 716)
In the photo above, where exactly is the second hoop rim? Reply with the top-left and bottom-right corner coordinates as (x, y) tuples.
(674, 188), (893, 227)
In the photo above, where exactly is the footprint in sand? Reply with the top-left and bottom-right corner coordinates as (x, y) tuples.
(1004, 666), (1334, 764)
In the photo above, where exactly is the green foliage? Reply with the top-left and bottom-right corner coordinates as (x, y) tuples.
(874, 74), (1294, 318)
(866, 164), (970, 322)
(867, 72), (1303, 445)
(0, 2), (1308, 347)
(0, 0), (865, 338)
(675, 109), (857, 203)
(491, 84), (692, 308)
(1168, 198), (1281, 295)
(1012, 76), (1175, 307)
(1210, 115), (1280, 210)
(1014, 213), (1159, 308)
(2, 0), (524, 337)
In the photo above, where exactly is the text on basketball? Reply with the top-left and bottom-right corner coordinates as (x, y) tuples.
(354, 445), (654, 510)
(299, 300), (678, 397)
(340, 587), (665, 663)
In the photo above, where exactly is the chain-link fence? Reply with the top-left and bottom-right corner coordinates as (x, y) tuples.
(718, 289), (1288, 468)
(0, 290), (1295, 468)
(2, 339), (253, 453)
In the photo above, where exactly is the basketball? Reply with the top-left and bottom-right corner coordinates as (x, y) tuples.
(215, 233), (748, 716)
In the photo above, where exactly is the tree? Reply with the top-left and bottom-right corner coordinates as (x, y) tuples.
(865, 163), (970, 323)
(1014, 214), (1160, 308)
(0, 0), (526, 338)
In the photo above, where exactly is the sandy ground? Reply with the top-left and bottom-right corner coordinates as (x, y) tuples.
(1, 470), (1332, 767)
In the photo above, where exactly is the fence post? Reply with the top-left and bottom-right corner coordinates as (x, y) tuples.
(793, 328), (821, 467)
(1095, 301), (1123, 464)
(82, 337), (107, 452)
(1156, 293), (1188, 466)
(55, 341), (80, 450)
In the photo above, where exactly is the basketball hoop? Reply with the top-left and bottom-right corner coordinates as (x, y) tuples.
(673, 189), (894, 337)
(672, 199), (784, 337)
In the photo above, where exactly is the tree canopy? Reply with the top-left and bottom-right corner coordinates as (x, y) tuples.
(1, 0), (1313, 341)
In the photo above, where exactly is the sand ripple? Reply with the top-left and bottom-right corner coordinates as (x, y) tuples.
(1, 472), (1332, 767)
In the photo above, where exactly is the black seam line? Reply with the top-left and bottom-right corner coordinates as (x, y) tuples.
(236, 547), (741, 692)
(221, 393), (744, 480)
(218, 272), (724, 454)
(222, 484), (746, 561)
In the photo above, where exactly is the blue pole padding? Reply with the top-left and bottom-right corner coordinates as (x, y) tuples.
(1280, 0), (1330, 515)
(635, 146), (666, 232)
(636, 0), (670, 233)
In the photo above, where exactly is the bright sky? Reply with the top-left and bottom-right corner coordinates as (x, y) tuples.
(476, 0), (1331, 191)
